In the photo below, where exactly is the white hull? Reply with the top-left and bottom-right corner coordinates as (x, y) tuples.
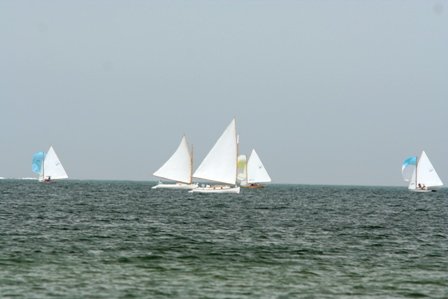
(152, 182), (198, 190)
(189, 185), (240, 194)
(38, 177), (66, 183)
(409, 188), (437, 193)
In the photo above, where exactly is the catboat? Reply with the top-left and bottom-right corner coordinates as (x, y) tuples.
(240, 149), (271, 189)
(32, 146), (68, 183)
(190, 119), (240, 194)
(152, 136), (198, 190)
(402, 151), (443, 192)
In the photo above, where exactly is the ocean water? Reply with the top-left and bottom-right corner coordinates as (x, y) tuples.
(0, 180), (447, 298)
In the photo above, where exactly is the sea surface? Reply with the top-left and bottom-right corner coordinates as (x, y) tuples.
(0, 180), (447, 298)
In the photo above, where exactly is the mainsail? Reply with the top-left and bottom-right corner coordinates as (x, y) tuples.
(193, 119), (238, 185)
(153, 136), (193, 184)
(407, 151), (443, 190)
(41, 146), (68, 180)
(247, 149), (271, 184)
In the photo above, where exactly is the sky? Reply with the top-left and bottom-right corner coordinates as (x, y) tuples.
(1, 0), (447, 186)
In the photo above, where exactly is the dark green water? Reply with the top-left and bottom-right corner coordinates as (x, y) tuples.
(0, 180), (447, 298)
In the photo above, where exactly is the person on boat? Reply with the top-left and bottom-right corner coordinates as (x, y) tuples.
(417, 183), (427, 190)
(45, 176), (51, 182)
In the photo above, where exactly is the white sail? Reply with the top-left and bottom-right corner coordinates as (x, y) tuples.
(41, 146), (68, 181)
(408, 151), (443, 190)
(247, 149), (271, 184)
(153, 136), (193, 184)
(193, 119), (238, 185)
(416, 151), (443, 188)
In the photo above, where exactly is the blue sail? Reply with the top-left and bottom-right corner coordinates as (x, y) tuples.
(32, 151), (45, 174)
(402, 156), (417, 173)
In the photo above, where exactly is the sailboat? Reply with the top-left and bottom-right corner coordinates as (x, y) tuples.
(241, 149), (271, 188)
(32, 146), (68, 182)
(190, 118), (240, 194)
(152, 136), (198, 189)
(402, 150), (443, 192)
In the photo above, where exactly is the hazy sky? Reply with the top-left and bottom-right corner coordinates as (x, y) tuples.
(1, 0), (447, 186)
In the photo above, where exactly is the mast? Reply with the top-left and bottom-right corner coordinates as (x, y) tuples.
(245, 155), (248, 185)
(42, 151), (45, 180)
(190, 144), (194, 184)
(235, 119), (238, 187)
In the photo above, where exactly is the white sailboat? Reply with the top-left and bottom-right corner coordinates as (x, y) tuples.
(402, 150), (443, 192)
(152, 136), (198, 189)
(241, 149), (271, 188)
(32, 146), (68, 182)
(190, 118), (240, 194)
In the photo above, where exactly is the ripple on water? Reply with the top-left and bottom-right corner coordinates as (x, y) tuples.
(0, 181), (447, 298)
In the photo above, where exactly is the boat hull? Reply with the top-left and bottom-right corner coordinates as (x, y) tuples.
(38, 180), (53, 184)
(241, 184), (265, 189)
(38, 177), (64, 183)
(409, 189), (437, 193)
(189, 185), (240, 194)
(152, 182), (198, 190)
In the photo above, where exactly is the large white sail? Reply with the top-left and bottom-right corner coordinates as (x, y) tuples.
(41, 146), (68, 180)
(407, 151), (443, 190)
(416, 151), (443, 188)
(153, 136), (192, 184)
(193, 119), (238, 185)
(247, 149), (271, 184)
